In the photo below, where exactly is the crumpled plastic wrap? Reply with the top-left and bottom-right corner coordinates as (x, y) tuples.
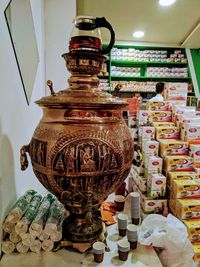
(138, 213), (195, 267)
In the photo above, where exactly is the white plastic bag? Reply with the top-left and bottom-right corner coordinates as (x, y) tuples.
(138, 214), (195, 267)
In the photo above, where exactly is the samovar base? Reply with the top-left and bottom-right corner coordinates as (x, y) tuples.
(63, 212), (103, 243)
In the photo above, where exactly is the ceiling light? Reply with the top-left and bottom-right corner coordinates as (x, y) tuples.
(133, 31), (144, 38)
(159, 0), (176, 6)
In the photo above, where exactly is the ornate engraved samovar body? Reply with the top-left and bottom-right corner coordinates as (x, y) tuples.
(20, 16), (134, 243)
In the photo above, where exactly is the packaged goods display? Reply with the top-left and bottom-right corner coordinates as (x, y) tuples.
(159, 140), (189, 157)
(164, 82), (188, 101)
(181, 123), (200, 143)
(167, 172), (200, 187)
(155, 126), (180, 140)
(175, 199), (200, 220)
(152, 122), (175, 127)
(190, 145), (200, 168)
(111, 81), (156, 93)
(111, 66), (141, 77)
(172, 180), (200, 199)
(147, 67), (188, 78)
(142, 140), (159, 156)
(99, 79), (110, 92)
(144, 156), (163, 174)
(183, 220), (200, 244)
(111, 47), (187, 63)
(147, 101), (171, 111)
(149, 111), (172, 123)
(147, 173), (166, 198)
(140, 193), (167, 214)
(163, 155), (194, 172)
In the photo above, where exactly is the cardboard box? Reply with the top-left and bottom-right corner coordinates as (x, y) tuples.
(190, 144), (200, 168)
(181, 123), (200, 143)
(159, 140), (189, 157)
(168, 172), (200, 187)
(192, 244), (200, 262)
(137, 110), (149, 126)
(147, 101), (171, 111)
(153, 122), (175, 127)
(144, 156), (163, 174)
(140, 193), (167, 214)
(147, 173), (166, 198)
(183, 220), (200, 244)
(149, 111), (172, 123)
(156, 126), (180, 140)
(164, 82), (188, 101)
(142, 140), (159, 156)
(163, 155), (194, 172)
(175, 199), (200, 220)
(172, 180), (200, 199)
(141, 126), (155, 140)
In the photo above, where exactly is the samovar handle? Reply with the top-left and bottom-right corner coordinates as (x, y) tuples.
(20, 145), (30, 170)
(47, 80), (56, 96)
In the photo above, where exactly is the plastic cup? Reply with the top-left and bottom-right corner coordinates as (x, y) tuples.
(117, 239), (130, 261)
(92, 241), (105, 263)
(115, 195), (126, 212)
(117, 213), (128, 237)
(127, 224), (138, 249)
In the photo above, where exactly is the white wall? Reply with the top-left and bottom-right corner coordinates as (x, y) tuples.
(44, 0), (76, 92)
(0, 0), (76, 254)
(0, 0), (47, 251)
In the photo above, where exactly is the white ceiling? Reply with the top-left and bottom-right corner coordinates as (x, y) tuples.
(77, 0), (200, 48)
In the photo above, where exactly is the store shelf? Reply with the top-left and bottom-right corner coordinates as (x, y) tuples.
(111, 60), (188, 67)
(111, 76), (190, 82)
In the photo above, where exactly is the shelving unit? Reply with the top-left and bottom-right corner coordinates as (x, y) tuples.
(99, 45), (195, 100)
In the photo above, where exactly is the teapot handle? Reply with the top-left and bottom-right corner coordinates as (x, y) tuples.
(95, 17), (115, 55)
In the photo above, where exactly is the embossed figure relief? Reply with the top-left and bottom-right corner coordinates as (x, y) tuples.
(64, 110), (113, 119)
(52, 139), (119, 175)
(123, 138), (134, 163)
(30, 138), (47, 166)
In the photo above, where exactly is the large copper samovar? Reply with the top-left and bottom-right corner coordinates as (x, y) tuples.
(20, 16), (134, 243)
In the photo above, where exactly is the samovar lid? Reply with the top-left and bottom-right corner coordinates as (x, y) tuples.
(35, 86), (128, 110)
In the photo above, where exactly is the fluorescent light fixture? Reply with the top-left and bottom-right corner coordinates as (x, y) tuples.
(159, 0), (176, 6)
(133, 30), (144, 38)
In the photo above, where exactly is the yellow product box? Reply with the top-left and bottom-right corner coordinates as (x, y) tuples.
(168, 171), (200, 187)
(149, 111), (172, 123)
(193, 244), (200, 262)
(172, 180), (200, 199)
(153, 122), (175, 127)
(142, 140), (159, 156)
(181, 123), (200, 143)
(163, 155), (194, 172)
(175, 199), (200, 220)
(140, 192), (167, 214)
(156, 126), (180, 140)
(147, 101), (171, 111)
(190, 144), (200, 168)
(159, 140), (189, 157)
(183, 220), (200, 244)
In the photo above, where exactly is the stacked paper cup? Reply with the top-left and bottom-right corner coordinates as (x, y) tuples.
(130, 192), (140, 225)
(127, 224), (138, 249)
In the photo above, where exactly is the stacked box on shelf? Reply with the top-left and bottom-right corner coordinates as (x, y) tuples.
(164, 101), (200, 263)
